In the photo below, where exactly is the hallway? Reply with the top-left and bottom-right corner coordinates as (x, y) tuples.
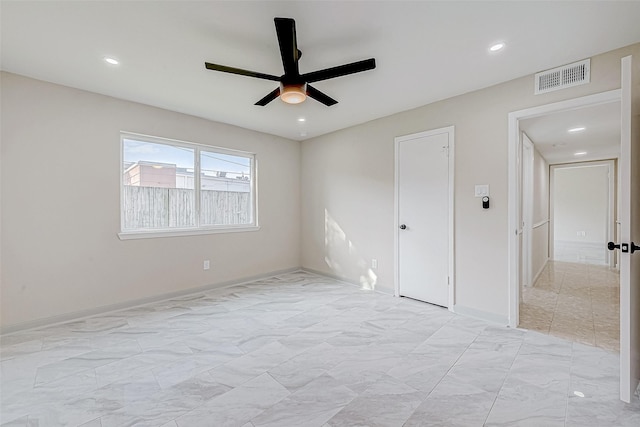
(519, 261), (620, 352)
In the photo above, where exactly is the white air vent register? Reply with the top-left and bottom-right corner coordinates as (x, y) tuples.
(535, 59), (590, 94)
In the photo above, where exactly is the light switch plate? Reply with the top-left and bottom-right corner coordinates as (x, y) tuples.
(475, 185), (489, 197)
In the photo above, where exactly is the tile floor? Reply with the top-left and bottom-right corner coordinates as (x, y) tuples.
(519, 261), (620, 352)
(1, 271), (639, 426)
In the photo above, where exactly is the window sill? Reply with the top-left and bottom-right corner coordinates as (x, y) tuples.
(118, 225), (260, 240)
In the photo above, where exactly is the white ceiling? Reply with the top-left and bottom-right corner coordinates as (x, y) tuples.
(520, 102), (621, 165)
(2, 1), (640, 141)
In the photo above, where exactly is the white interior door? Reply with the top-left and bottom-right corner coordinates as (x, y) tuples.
(619, 54), (640, 403)
(395, 128), (452, 307)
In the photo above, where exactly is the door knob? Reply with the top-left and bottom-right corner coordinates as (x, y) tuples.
(609, 241), (640, 253)
(399, 224), (407, 230)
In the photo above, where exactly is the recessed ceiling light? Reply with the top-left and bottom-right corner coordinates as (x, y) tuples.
(104, 57), (119, 65)
(568, 127), (585, 133)
(573, 391), (585, 398)
(574, 151), (587, 156)
(297, 117), (306, 122)
(489, 42), (505, 52)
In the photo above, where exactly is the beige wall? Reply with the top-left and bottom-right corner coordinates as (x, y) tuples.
(3, 43), (639, 330)
(0, 72), (301, 329)
(532, 146), (550, 280)
(554, 164), (610, 244)
(301, 43), (640, 322)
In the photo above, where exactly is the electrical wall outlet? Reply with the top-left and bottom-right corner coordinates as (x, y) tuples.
(371, 259), (378, 269)
(203, 260), (210, 270)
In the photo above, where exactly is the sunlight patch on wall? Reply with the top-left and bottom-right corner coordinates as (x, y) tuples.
(324, 209), (377, 290)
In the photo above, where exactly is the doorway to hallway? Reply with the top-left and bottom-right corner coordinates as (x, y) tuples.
(515, 112), (620, 352)
(519, 160), (619, 351)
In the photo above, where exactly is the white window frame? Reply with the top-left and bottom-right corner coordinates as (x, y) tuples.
(118, 132), (259, 240)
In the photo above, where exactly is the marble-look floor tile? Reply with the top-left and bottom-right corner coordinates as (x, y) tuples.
(175, 373), (290, 427)
(251, 374), (356, 427)
(566, 395), (630, 427)
(326, 375), (423, 427)
(35, 341), (142, 386)
(151, 344), (243, 389)
(485, 381), (567, 426)
(327, 346), (405, 394)
(0, 271), (635, 427)
(0, 339), (43, 361)
(403, 378), (496, 427)
(0, 416), (40, 427)
(100, 371), (230, 427)
(207, 341), (298, 387)
(268, 342), (357, 391)
(445, 344), (520, 393)
(94, 343), (193, 387)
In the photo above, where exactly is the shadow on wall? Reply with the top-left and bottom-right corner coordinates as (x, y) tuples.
(324, 209), (378, 290)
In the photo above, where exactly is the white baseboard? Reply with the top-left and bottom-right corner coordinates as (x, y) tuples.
(0, 267), (300, 336)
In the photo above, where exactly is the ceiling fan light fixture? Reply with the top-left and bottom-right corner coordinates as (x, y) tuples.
(205, 18), (374, 106)
(280, 83), (307, 104)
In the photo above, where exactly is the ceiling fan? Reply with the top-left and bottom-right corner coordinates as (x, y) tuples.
(204, 17), (376, 106)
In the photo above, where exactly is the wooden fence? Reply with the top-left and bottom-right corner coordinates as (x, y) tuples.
(123, 186), (250, 229)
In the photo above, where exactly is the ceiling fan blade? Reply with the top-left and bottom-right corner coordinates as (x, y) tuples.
(274, 17), (300, 76)
(302, 58), (376, 83)
(205, 62), (280, 82)
(255, 87), (281, 106)
(307, 85), (338, 106)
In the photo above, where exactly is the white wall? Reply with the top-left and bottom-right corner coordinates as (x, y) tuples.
(554, 165), (610, 243)
(531, 145), (550, 280)
(301, 43), (639, 322)
(0, 72), (301, 329)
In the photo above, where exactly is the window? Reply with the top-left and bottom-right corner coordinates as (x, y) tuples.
(120, 133), (256, 238)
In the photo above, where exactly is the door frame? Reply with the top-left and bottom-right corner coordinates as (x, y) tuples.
(394, 126), (455, 311)
(507, 89), (621, 328)
(521, 133), (534, 287)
